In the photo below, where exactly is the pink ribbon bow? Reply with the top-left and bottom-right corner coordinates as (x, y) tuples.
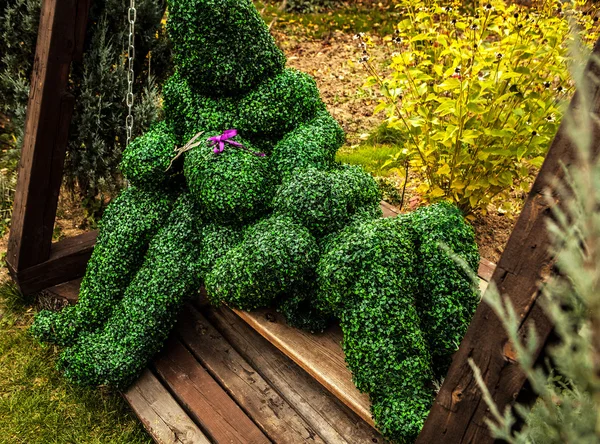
(208, 129), (243, 154)
(208, 129), (265, 157)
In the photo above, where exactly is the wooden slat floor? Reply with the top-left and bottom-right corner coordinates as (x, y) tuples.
(42, 202), (496, 443)
(45, 260), (494, 444)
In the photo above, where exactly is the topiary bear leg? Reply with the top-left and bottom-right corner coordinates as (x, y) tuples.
(339, 280), (434, 444)
(317, 218), (435, 443)
(398, 202), (481, 378)
(56, 192), (202, 389)
(30, 186), (179, 347)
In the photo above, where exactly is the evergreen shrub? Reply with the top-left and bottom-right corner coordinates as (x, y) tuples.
(273, 165), (381, 238)
(31, 186), (178, 347)
(317, 217), (434, 442)
(28, 2), (481, 443)
(184, 132), (273, 225)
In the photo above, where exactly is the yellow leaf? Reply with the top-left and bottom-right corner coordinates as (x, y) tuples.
(430, 186), (446, 198)
(436, 164), (451, 176)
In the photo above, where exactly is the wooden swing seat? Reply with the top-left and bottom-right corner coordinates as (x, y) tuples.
(43, 202), (495, 443)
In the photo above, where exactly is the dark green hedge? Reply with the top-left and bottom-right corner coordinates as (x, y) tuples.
(120, 121), (179, 188)
(184, 132), (273, 225)
(270, 109), (345, 181)
(273, 165), (381, 238)
(31, 186), (178, 347)
(317, 217), (434, 443)
(29, 1), (480, 442)
(400, 202), (480, 377)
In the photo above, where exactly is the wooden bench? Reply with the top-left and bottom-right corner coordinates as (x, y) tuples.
(43, 221), (495, 443)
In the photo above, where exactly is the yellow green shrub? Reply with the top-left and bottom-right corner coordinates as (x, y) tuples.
(361, 0), (599, 214)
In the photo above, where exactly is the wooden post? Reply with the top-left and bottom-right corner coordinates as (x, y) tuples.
(6, 0), (91, 282)
(417, 39), (600, 443)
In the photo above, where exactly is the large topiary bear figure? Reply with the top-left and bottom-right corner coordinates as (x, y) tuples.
(30, 1), (480, 442)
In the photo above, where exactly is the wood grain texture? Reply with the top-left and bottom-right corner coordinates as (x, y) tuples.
(6, 0), (90, 273)
(124, 369), (210, 444)
(15, 231), (97, 295)
(177, 306), (326, 443)
(417, 37), (600, 444)
(232, 273), (491, 429)
(204, 306), (384, 444)
(153, 337), (269, 444)
(232, 307), (372, 427)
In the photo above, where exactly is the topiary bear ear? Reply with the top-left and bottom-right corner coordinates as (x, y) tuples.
(167, 0), (286, 97)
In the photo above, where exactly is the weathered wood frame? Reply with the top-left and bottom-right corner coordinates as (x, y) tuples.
(8, 0), (600, 441)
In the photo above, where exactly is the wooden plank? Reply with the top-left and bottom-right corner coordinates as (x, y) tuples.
(153, 337), (269, 444)
(477, 257), (496, 282)
(417, 37), (600, 444)
(42, 278), (82, 305)
(232, 307), (372, 426)
(6, 0), (91, 274)
(177, 305), (326, 444)
(232, 273), (490, 429)
(15, 231), (97, 295)
(123, 369), (210, 444)
(380, 200), (400, 218)
(205, 306), (385, 444)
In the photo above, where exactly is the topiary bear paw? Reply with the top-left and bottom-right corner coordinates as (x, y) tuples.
(30, 307), (80, 347)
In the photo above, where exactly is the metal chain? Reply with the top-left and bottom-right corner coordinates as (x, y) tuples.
(125, 0), (136, 146)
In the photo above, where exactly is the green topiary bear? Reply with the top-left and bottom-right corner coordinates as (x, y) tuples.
(30, 1), (480, 442)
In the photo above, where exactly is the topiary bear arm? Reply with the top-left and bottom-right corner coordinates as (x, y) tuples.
(270, 109), (345, 182)
(120, 120), (179, 189)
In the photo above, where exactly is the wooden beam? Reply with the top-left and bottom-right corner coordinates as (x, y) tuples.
(6, 0), (91, 275)
(417, 38), (600, 444)
(11, 231), (97, 295)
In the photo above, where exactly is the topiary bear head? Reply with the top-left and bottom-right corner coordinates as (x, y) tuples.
(167, 0), (286, 97)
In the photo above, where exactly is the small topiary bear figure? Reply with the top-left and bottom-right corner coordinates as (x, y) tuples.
(30, 1), (480, 442)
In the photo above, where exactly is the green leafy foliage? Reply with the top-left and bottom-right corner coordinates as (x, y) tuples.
(316, 203), (479, 442)
(274, 164), (382, 238)
(28, 2), (481, 442)
(184, 132), (273, 225)
(276, 285), (332, 332)
(362, 0), (600, 214)
(167, 0), (286, 96)
(317, 217), (434, 443)
(270, 109), (346, 180)
(121, 121), (179, 187)
(163, 68), (323, 147)
(197, 223), (243, 279)
(205, 215), (320, 310)
(234, 68), (323, 142)
(30, 186), (177, 347)
(0, 0), (169, 213)
(57, 192), (202, 389)
(400, 202), (480, 376)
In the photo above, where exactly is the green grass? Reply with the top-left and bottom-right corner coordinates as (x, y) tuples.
(0, 281), (151, 444)
(336, 144), (400, 176)
(255, 0), (400, 38)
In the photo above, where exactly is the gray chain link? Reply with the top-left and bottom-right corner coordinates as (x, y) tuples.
(125, 0), (136, 146)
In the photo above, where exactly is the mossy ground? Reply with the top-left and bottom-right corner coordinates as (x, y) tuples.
(0, 281), (151, 444)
